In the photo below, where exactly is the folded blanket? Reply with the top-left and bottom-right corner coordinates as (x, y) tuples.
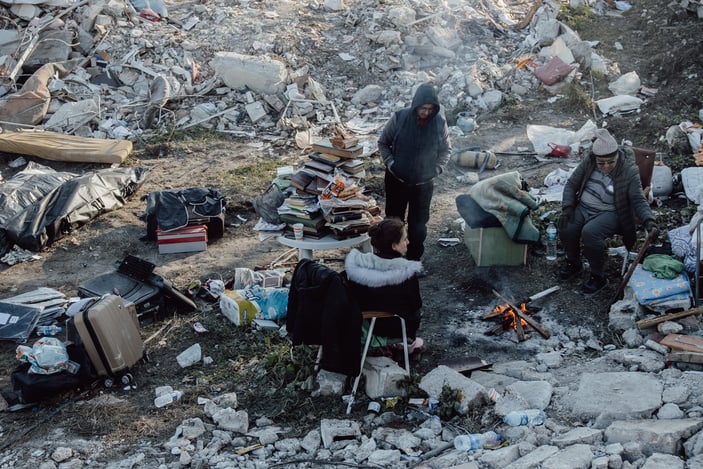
(628, 264), (692, 309)
(467, 171), (540, 243)
(642, 254), (684, 280)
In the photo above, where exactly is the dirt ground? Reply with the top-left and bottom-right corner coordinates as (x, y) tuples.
(0, 0), (702, 464)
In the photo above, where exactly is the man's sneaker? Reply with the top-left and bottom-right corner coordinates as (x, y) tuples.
(558, 261), (582, 281)
(582, 274), (608, 295)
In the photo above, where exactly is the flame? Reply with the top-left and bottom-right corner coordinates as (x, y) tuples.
(492, 303), (529, 330)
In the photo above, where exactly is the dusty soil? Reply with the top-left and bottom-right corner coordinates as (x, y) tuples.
(0, 0), (701, 464)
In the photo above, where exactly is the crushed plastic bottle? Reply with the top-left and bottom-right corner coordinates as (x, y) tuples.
(36, 325), (62, 336)
(454, 431), (501, 451)
(154, 390), (183, 408)
(503, 409), (546, 427)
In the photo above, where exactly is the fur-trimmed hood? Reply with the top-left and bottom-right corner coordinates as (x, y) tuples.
(345, 248), (423, 288)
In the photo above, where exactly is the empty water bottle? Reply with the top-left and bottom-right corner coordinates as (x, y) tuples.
(454, 430), (501, 451)
(545, 221), (557, 261)
(429, 415), (442, 434)
(36, 325), (62, 336)
(154, 390), (183, 408)
(503, 409), (546, 426)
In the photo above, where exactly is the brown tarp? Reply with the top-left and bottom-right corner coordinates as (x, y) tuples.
(0, 130), (133, 164)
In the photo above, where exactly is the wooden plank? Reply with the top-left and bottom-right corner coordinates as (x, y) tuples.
(516, 0), (543, 30)
(514, 307), (526, 342)
(660, 334), (703, 353)
(636, 307), (703, 330)
(611, 227), (658, 304)
(526, 285), (560, 302)
(492, 289), (551, 339)
(666, 351), (703, 364)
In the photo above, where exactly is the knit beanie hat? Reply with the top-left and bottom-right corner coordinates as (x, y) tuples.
(592, 129), (618, 156)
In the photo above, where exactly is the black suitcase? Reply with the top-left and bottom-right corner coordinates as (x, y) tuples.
(11, 344), (94, 403)
(78, 255), (163, 323)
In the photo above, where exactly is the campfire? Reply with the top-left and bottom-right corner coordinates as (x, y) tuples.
(483, 288), (556, 342)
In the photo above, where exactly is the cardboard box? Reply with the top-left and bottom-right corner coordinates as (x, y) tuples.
(463, 226), (527, 266)
(157, 225), (208, 254)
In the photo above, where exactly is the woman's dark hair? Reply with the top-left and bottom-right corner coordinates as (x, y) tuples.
(368, 218), (405, 255)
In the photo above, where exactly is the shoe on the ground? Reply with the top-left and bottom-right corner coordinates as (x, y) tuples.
(416, 268), (428, 278)
(582, 274), (608, 295)
(407, 337), (425, 354)
(558, 261), (582, 281)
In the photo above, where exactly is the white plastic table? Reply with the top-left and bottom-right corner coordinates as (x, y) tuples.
(276, 234), (371, 260)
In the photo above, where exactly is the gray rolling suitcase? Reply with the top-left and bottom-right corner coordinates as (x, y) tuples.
(70, 294), (145, 386)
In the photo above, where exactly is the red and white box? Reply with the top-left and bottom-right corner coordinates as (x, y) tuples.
(157, 225), (208, 254)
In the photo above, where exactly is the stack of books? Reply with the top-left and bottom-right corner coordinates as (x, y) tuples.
(311, 137), (363, 160)
(277, 195), (329, 239)
(319, 181), (382, 240)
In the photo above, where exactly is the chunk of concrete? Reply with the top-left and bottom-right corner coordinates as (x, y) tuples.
(363, 356), (407, 399)
(504, 380), (553, 410)
(26, 30), (72, 66)
(320, 419), (361, 449)
(210, 52), (287, 94)
(504, 445), (559, 469)
(641, 452), (684, 469)
(605, 418), (703, 456)
(44, 99), (99, 131)
(212, 408), (248, 433)
(245, 101), (267, 123)
(479, 444), (520, 468)
(351, 84), (383, 105)
(551, 427), (603, 448)
(570, 372), (663, 420)
(419, 365), (486, 414)
(541, 444), (593, 469)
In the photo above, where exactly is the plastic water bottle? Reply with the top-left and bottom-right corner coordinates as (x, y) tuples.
(36, 325), (62, 336)
(429, 415), (442, 434)
(454, 431), (501, 451)
(503, 409), (546, 426)
(545, 221), (557, 261)
(154, 390), (183, 408)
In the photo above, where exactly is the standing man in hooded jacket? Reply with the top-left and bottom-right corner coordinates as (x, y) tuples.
(377, 83), (451, 265)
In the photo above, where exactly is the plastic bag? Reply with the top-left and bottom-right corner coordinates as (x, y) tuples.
(252, 184), (285, 224)
(230, 267), (286, 289)
(16, 337), (70, 375)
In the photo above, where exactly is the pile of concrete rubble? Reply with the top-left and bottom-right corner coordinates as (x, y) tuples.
(3, 293), (703, 468)
(1, 0), (679, 148)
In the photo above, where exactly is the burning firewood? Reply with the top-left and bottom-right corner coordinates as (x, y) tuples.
(491, 289), (551, 340)
(484, 300), (533, 341)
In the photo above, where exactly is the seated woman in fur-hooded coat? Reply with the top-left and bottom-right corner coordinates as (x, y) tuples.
(344, 218), (425, 349)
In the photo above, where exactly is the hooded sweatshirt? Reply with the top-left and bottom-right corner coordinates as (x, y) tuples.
(377, 83), (451, 185)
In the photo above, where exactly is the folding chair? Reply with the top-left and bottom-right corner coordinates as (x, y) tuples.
(345, 311), (410, 415)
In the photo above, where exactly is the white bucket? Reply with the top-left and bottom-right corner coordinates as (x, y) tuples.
(652, 165), (673, 197)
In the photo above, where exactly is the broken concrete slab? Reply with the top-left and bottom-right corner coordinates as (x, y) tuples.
(320, 419), (361, 449)
(604, 418), (703, 456)
(551, 427), (603, 448)
(44, 99), (99, 132)
(503, 445), (559, 469)
(419, 365), (486, 414)
(569, 372), (663, 420)
(210, 52), (287, 95)
(541, 443), (593, 469)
